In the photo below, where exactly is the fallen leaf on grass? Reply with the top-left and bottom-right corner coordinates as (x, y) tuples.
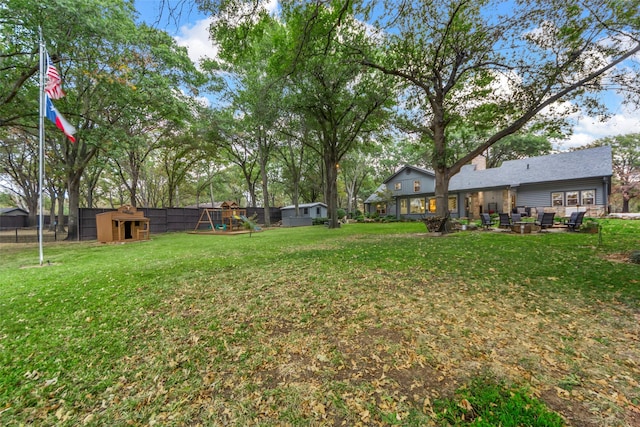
(458, 398), (473, 412)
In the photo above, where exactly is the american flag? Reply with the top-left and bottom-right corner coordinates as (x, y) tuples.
(45, 54), (65, 99)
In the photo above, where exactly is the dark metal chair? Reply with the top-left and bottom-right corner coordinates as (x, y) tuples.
(566, 211), (586, 231)
(512, 213), (522, 223)
(480, 213), (493, 230)
(535, 212), (556, 229)
(498, 213), (511, 228)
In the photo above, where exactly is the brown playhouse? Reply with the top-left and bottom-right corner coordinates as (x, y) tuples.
(193, 201), (247, 232)
(96, 205), (150, 243)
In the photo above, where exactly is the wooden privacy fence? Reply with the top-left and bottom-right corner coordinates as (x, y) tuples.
(78, 207), (282, 241)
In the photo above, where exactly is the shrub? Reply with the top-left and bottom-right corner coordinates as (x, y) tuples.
(337, 208), (346, 219)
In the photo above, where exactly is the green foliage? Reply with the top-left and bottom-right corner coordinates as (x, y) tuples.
(436, 376), (565, 426)
(337, 208), (347, 219)
(312, 217), (329, 225)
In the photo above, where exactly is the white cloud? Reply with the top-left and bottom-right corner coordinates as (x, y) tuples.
(174, 17), (218, 67)
(555, 103), (640, 149)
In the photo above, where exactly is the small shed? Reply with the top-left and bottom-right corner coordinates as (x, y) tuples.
(96, 205), (150, 243)
(0, 207), (29, 229)
(280, 202), (327, 227)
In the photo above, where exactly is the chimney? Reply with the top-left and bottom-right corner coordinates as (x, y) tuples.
(471, 154), (487, 171)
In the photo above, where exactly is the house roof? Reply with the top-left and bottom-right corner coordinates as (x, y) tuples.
(281, 202), (327, 210)
(383, 165), (435, 183)
(364, 184), (388, 204)
(449, 146), (612, 191)
(0, 207), (29, 216)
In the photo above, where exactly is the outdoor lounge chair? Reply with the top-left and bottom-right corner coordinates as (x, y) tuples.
(566, 211), (586, 231)
(498, 213), (511, 228)
(535, 212), (556, 229)
(511, 213), (522, 223)
(480, 213), (493, 230)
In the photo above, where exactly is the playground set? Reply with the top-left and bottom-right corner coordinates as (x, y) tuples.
(192, 201), (261, 234)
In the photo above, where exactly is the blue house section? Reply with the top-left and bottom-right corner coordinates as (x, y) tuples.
(365, 146), (612, 220)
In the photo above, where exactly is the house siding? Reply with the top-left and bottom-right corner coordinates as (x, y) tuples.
(516, 178), (607, 209)
(281, 204), (327, 219)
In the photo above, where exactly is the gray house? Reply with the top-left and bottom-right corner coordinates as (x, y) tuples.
(280, 202), (328, 227)
(365, 146), (613, 219)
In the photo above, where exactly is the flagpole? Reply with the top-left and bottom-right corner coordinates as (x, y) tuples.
(38, 28), (45, 266)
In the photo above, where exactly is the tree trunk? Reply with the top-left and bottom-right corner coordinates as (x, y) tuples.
(48, 198), (56, 231)
(324, 150), (339, 228)
(66, 173), (81, 241)
(433, 167), (451, 218)
(622, 191), (630, 213)
(431, 98), (451, 219)
(259, 137), (271, 227)
(56, 193), (65, 232)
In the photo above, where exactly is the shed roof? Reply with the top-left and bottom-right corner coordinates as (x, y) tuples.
(281, 202), (327, 210)
(0, 207), (29, 216)
(449, 146), (612, 191)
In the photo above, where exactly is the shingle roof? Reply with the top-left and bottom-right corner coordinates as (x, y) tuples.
(364, 184), (387, 204)
(449, 146), (612, 191)
(383, 165), (434, 183)
(281, 202), (327, 210)
(0, 207), (29, 216)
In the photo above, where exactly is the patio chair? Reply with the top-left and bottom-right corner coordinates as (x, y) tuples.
(512, 213), (522, 223)
(498, 213), (511, 228)
(535, 212), (555, 229)
(566, 211), (586, 231)
(480, 213), (493, 230)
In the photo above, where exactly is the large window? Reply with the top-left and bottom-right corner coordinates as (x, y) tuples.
(410, 197), (425, 214)
(394, 182), (402, 190)
(427, 197), (457, 213)
(413, 180), (421, 192)
(376, 203), (386, 215)
(566, 191), (579, 206)
(400, 199), (408, 214)
(551, 192), (564, 206)
(581, 189), (595, 205)
(448, 196), (457, 212)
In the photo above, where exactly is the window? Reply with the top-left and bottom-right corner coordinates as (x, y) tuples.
(581, 189), (595, 205)
(303, 207), (309, 215)
(551, 192), (564, 206)
(448, 196), (457, 212)
(400, 199), (408, 214)
(428, 198), (436, 213)
(394, 182), (402, 190)
(316, 207), (321, 215)
(566, 191), (579, 206)
(413, 180), (421, 192)
(410, 197), (425, 214)
(376, 203), (386, 215)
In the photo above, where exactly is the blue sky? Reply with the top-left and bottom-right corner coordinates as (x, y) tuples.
(134, 1), (640, 150)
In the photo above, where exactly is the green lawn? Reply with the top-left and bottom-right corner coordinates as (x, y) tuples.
(1, 220), (639, 426)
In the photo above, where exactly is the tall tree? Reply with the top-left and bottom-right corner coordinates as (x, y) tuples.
(281, 2), (394, 228)
(586, 133), (640, 213)
(207, 12), (287, 225)
(0, 129), (40, 225)
(352, 0), (640, 217)
(1, 0), (204, 239)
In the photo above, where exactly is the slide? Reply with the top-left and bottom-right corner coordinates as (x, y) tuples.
(233, 215), (262, 231)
